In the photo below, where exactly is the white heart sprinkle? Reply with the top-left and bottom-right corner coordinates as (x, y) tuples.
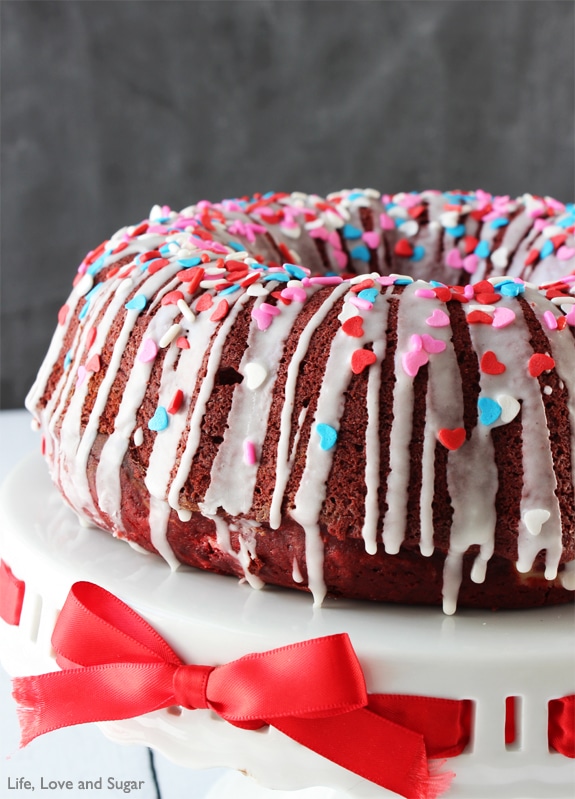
(76, 273), (94, 297)
(244, 362), (267, 390)
(439, 211), (459, 228)
(491, 246), (509, 268)
(497, 394), (521, 424)
(523, 509), (551, 536)
(246, 283), (269, 297)
(398, 220), (419, 237)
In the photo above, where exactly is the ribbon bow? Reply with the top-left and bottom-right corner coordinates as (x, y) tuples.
(11, 582), (468, 799)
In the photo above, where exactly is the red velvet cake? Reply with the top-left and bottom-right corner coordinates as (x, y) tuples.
(26, 189), (575, 613)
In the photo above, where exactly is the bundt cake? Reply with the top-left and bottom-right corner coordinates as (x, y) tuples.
(26, 189), (575, 613)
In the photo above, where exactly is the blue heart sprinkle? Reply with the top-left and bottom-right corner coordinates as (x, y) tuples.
(177, 256), (202, 268)
(490, 217), (509, 229)
(474, 240), (491, 259)
(148, 406), (169, 432)
(498, 281), (525, 297)
(478, 397), (502, 426)
(350, 244), (371, 262)
(125, 294), (147, 312)
(557, 214), (575, 229)
(342, 224), (363, 239)
(358, 288), (379, 303)
(539, 239), (554, 260)
(445, 225), (466, 239)
(316, 423), (338, 451)
(262, 272), (290, 282)
(227, 241), (245, 252)
(284, 263), (307, 280)
(410, 245), (425, 262)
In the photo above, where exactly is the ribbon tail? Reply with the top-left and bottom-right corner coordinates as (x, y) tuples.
(272, 707), (454, 799)
(12, 662), (177, 747)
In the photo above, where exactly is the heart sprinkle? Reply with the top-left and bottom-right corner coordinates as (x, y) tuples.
(523, 509), (551, 537)
(426, 309), (450, 328)
(478, 397), (502, 426)
(351, 349), (377, 374)
(148, 406), (169, 432)
(138, 338), (158, 363)
(316, 423), (338, 451)
(480, 351), (506, 375)
(528, 353), (555, 377)
(244, 362), (267, 390)
(438, 427), (466, 451)
(342, 315), (365, 338)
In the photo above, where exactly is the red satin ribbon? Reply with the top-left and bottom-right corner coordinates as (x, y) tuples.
(0, 559), (25, 625)
(12, 582), (462, 799)
(10, 581), (574, 799)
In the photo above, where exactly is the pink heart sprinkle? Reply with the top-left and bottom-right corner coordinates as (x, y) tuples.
(260, 302), (281, 316)
(251, 307), (274, 331)
(333, 249), (348, 269)
(492, 307), (516, 328)
(76, 365), (87, 387)
(281, 286), (307, 302)
(328, 231), (342, 249)
(445, 248), (463, 269)
(380, 213), (395, 230)
(377, 275), (396, 286)
(463, 254), (479, 274)
(309, 226), (329, 241)
(402, 349), (429, 377)
(410, 334), (423, 351)
(557, 246), (575, 261)
(139, 338), (158, 363)
(566, 306), (575, 326)
(421, 334), (447, 354)
(362, 231), (380, 249)
(426, 309), (450, 328)
(415, 288), (436, 298)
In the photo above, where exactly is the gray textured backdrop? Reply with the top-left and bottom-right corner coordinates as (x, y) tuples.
(2, 0), (574, 408)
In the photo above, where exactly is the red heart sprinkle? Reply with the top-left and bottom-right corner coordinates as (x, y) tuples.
(195, 293), (213, 312)
(438, 427), (466, 451)
(147, 258), (171, 275)
(394, 238), (414, 257)
(467, 310), (493, 325)
(524, 248), (540, 266)
(176, 336), (190, 349)
(463, 236), (479, 255)
(161, 290), (185, 306)
(480, 351), (506, 375)
(167, 389), (184, 414)
(475, 293), (502, 304)
(85, 354), (101, 373)
(342, 316), (365, 337)
(528, 353), (555, 377)
(408, 204), (425, 219)
(472, 280), (495, 295)
(351, 349), (377, 374)
(210, 299), (229, 322)
(86, 326), (97, 348)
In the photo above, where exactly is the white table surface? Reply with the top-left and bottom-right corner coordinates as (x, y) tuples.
(0, 409), (229, 799)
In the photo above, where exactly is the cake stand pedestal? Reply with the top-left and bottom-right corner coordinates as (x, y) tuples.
(1, 454), (574, 799)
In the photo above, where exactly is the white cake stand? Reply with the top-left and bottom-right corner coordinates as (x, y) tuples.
(0, 454), (574, 799)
